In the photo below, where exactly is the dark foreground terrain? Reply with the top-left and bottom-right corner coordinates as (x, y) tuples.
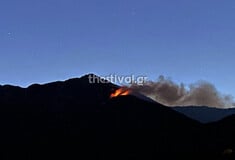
(0, 74), (234, 159)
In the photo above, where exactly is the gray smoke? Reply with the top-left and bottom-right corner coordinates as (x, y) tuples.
(130, 75), (235, 108)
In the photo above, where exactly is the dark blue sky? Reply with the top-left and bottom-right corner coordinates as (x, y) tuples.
(0, 0), (235, 96)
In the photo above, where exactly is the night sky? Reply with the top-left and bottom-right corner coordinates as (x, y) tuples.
(1, 0), (235, 96)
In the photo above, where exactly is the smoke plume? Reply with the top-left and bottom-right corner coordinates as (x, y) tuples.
(130, 76), (235, 108)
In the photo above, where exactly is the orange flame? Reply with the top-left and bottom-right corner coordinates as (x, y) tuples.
(110, 87), (131, 98)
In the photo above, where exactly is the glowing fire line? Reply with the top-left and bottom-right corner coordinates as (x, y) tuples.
(110, 88), (131, 98)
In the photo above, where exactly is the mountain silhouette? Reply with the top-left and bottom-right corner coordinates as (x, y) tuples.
(173, 106), (235, 123)
(0, 74), (234, 159)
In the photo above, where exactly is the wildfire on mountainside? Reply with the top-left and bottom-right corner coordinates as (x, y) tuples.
(110, 87), (131, 98)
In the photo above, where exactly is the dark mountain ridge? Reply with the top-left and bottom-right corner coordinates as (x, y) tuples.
(0, 74), (234, 159)
(173, 106), (235, 123)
